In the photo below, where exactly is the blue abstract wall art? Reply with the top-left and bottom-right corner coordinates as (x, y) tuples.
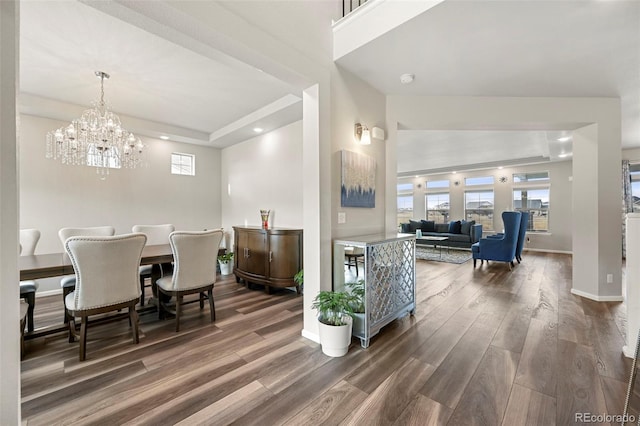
(341, 150), (376, 208)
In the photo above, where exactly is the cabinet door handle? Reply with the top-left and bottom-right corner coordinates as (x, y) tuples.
(246, 248), (250, 258)
(269, 251), (273, 262)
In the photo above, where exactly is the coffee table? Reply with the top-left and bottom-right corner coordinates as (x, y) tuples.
(416, 236), (449, 258)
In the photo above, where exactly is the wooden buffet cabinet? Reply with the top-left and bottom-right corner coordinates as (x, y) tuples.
(233, 226), (303, 293)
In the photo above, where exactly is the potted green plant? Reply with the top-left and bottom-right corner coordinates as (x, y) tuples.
(345, 279), (366, 337)
(294, 269), (303, 293)
(311, 290), (357, 357)
(217, 252), (234, 275)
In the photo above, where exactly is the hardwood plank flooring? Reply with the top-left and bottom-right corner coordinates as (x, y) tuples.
(21, 252), (633, 425)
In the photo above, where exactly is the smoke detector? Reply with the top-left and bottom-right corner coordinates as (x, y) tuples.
(400, 73), (415, 84)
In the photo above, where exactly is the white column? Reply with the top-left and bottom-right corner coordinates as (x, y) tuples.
(624, 213), (640, 357)
(0, 1), (21, 422)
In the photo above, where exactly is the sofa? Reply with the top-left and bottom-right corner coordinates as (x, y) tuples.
(401, 219), (483, 249)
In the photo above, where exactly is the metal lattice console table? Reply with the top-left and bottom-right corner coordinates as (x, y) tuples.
(334, 233), (416, 348)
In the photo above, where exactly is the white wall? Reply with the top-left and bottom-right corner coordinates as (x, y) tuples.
(332, 67), (387, 238)
(20, 114), (222, 291)
(220, 121), (303, 248)
(400, 160), (573, 252)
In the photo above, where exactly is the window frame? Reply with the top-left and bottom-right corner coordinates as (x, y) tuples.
(171, 152), (195, 176)
(512, 186), (550, 232)
(464, 189), (495, 231)
(425, 192), (450, 223)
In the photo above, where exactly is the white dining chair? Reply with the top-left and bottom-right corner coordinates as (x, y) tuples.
(64, 233), (146, 361)
(156, 229), (223, 332)
(19, 229), (41, 332)
(58, 226), (116, 327)
(131, 224), (174, 306)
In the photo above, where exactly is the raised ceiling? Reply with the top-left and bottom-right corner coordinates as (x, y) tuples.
(19, 1), (303, 147)
(336, 0), (640, 174)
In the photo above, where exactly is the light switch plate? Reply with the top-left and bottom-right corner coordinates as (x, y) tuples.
(338, 212), (346, 224)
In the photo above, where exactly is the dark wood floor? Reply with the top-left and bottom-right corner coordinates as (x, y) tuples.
(21, 252), (637, 425)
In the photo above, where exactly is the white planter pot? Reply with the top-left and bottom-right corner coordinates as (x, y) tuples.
(318, 316), (352, 357)
(219, 261), (233, 275)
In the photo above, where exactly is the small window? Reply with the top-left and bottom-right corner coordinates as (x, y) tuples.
(465, 190), (494, 231)
(397, 183), (413, 192)
(171, 153), (195, 176)
(426, 193), (450, 223)
(426, 179), (449, 189)
(513, 188), (549, 232)
(465, 176), (494, 186)
(513, 172), (549, 183)
(397, 195), (413, 226)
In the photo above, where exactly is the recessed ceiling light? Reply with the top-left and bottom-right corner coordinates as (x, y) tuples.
(400, 73), (414, 84)
(498, 166), (503, 170)
(159, 135), (169, 140)
(558, 152), (573, 158)
(452, 171), (457, 174)
(557, 136), (571, 142)
(253, 127), (264, 133)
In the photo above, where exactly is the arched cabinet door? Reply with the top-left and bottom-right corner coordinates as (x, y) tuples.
(233, 226), (302, 294)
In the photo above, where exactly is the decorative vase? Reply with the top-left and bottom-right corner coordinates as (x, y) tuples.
(260, 209), (270, 229)
(318, 315), (353, 357)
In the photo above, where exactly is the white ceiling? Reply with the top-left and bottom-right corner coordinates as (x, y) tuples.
(19, 1), (303, 147)
(336, 0), (640, 174)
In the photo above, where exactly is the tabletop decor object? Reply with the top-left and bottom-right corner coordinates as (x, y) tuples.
(260, 209), (270, 229)
(45, 71), (145, 179)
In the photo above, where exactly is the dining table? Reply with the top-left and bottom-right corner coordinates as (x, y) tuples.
(19, 244), (175, 340)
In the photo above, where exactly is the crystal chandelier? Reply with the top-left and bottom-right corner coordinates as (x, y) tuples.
(46, 71), (145, 178)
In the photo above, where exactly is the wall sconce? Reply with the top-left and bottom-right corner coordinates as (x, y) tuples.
(354, 123), (371, 145)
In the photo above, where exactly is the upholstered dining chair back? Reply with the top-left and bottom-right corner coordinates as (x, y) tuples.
(20, 229), (41, 255)
(132, 224), (175, 246)
(64, 233), (146, 312)
(58, 226), (116, 246)
(166, 229), (223, 291)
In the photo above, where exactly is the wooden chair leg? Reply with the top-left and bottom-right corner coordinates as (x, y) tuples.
(130, 306), (139, 344)
(175, 295), (182, 332)
(63, 286), (73, 324)
(199, 292), (205, 309)
(139, 275), (146, 306)
(208, 288), (215, 322)
(24, 291), (36, 333)
(79, 316), (88, 361)
(473, 258), (477, 267)
(68, 317), (76, 343)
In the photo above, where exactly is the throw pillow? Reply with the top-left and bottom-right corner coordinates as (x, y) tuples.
(400, 223), (411, 233)
(448, 220), (462, 234)
(408, 220), (422, 232)
(435, 223), (449, 233)
(420, 220), (435, 232)
(460, 220), (475, 235)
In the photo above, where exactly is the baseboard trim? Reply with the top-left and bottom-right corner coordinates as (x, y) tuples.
(570, 288), (623, 302)
(301, 329), (320, 344)
(523, 248), (572, 255)
(36, 289), (62, 298)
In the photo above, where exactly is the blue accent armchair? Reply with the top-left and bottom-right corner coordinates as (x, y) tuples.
(484, 211), (530, 264)
(472, 211), (522, 269)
